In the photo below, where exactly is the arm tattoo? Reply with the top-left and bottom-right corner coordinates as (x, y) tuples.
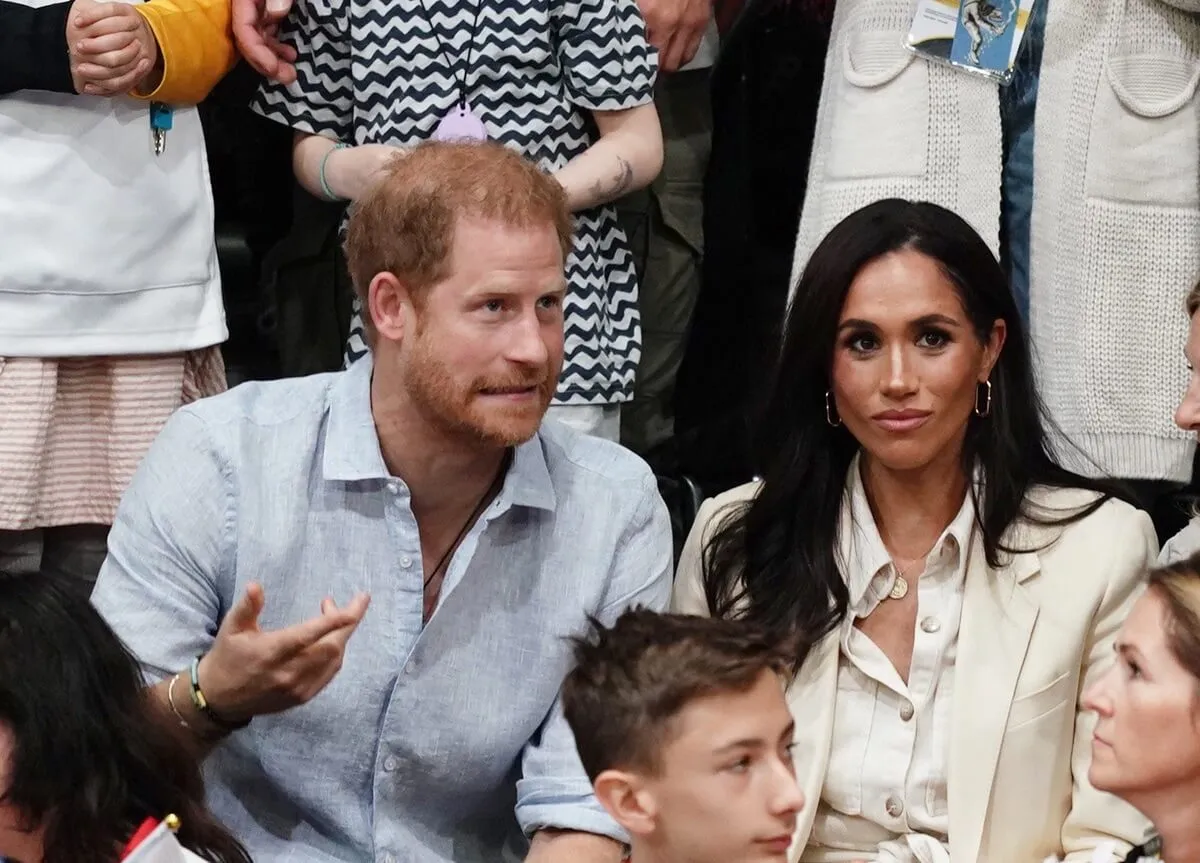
(588, 156), (635, 204)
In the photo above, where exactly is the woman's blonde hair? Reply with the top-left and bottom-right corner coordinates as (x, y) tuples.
(1148, 555), (1200, 689)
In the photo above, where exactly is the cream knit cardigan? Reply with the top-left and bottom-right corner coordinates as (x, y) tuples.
(793, 0), (1200, 482)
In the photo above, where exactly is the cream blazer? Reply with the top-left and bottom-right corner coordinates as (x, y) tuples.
(672, 483), (1158, 862)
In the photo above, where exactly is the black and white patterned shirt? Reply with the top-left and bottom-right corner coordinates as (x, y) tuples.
(253, 0), (656, 405)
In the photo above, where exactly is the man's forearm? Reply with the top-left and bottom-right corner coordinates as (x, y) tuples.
(150, 671), (233, 757)
(526, 830), (625, 863)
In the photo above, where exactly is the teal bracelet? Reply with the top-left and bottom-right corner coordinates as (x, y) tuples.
(319, 142), (351, 202)
(188, 655), (250, 732)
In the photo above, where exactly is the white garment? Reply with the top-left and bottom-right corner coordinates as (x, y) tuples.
(123, 819), (208, 863)
(543, 404), (622, 441)
(803, 461), (975, 863)
(0, 3), (226, 358)
(791, 0), (1200, 482)
(1159, 515), (1200, 565)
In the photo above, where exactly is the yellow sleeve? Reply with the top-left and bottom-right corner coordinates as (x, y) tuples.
(132, 0), (236, 105)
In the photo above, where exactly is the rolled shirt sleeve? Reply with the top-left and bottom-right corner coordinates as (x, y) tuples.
(515, 473), (673, 840)
(90, 407), (234, 682)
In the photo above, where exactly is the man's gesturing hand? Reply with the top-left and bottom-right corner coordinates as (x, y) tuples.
(196, 583), (370, 723)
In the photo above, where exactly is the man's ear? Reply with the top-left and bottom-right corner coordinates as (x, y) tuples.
(593, 769), (658, 839)
(368, 271), (412, 343)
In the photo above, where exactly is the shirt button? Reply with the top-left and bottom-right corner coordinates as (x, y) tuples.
(405, 660), (417, 675)
(885, 796), (904, 818)
(383, 755), (399, 772)
(386, 481), (399, 494)
(400, 556), (412, 569)
(920, 616), (941, 634)
(899, 701), (914, 721)
(383, 854), (397, 863)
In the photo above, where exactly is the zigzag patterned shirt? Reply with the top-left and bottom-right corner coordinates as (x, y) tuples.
(252, 0), (657, 405)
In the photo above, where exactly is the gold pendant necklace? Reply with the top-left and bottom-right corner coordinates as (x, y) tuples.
(889, 559), (914, 600)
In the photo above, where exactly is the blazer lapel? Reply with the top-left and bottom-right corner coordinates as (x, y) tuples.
(948, 531), (1040, 862)
(788, 630), (840, 861)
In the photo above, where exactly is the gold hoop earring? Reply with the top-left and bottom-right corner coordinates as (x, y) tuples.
(825, 391), (841, 427)
(975, 380), (992, 418)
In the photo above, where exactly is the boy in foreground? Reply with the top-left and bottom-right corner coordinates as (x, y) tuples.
(562, 610), (805, 863)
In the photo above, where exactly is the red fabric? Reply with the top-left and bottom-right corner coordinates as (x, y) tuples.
(120, 819), (160, 860)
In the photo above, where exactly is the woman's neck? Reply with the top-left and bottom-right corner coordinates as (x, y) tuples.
(859, 452), (969, 561)
(1136, 779), (1200, 862)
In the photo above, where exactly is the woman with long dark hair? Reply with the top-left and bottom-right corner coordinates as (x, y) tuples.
(673, 199), (1157, 861)
(0, 570), (250, 863)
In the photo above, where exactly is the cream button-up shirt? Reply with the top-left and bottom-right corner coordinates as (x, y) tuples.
(802, 464), (976, 863)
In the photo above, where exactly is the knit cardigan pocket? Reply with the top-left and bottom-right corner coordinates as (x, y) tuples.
(827, 4), (928, 181)
(1085, 1), (1200, 208)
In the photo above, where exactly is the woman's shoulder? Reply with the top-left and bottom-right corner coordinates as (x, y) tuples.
(689, 480), (761, 536)
(1159, 516), (1200, 567)
(1018, 485), (1157, 575)
(1023, 485), (1151, 536)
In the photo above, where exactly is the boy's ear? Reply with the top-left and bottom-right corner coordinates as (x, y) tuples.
(594, 769), (658, 838)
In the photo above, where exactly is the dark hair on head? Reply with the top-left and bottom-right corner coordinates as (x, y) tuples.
(0, 571), (251, 863)
(702, 199), (1130, 672)
(561, 609), (793, 782)
(1147, 553), (1200, 690)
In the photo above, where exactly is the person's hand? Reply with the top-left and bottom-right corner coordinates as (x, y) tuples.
(232, 0), (299, 85)
(326, 143), (407, 200)
(196, 582), (371, 722)
(637, 0), (712, 72)
(67, 0), (160, 96)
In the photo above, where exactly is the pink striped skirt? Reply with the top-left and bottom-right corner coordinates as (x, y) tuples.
(0, 349), (227, 530)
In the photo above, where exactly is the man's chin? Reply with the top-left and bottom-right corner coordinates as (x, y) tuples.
(470, 407), (547, 448)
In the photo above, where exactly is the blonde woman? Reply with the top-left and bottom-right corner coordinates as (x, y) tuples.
(1082, 554), (1200, 862)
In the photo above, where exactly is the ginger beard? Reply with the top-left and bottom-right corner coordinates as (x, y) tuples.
(403, 316), (558, 448)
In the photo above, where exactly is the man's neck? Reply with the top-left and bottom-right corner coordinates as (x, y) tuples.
(371, 377), (508, 521)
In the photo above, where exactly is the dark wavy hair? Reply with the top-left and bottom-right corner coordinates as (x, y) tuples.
(702, 199), (1130, 671)
(0, 571), (251, 863)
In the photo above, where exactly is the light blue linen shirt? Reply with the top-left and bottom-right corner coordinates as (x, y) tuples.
(91, 356), (673, 863)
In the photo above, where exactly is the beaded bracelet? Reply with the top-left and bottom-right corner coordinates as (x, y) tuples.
(188, 655), (251, 732)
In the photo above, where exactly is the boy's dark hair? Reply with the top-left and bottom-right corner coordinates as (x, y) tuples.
(561, 609), (793, 782)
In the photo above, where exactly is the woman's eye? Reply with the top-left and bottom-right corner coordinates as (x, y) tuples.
(917, 330), (949, 349)
(847, 334), (878, 353)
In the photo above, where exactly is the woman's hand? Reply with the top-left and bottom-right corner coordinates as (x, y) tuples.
(67, 0), (160, 96)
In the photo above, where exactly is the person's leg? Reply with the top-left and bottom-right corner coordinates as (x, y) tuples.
(619, 68), (713, 465)
(39, 523), (110, 596)
(0, 528), (44, 576)
(998, 0), (1046, 321)
(544, 404), (622, 442)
